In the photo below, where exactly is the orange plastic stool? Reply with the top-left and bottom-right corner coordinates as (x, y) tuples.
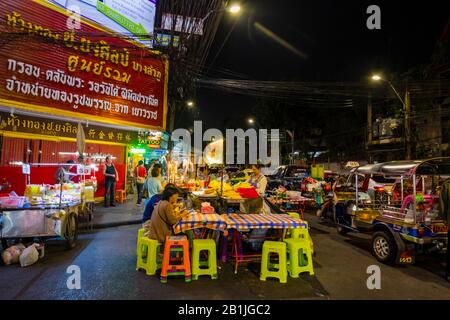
(115, 190), (126, 204)
(160, 236), (191, 283)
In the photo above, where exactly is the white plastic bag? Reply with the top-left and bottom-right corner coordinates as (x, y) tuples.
(19, 243), (40, 267)
(1, 243), (25, 265)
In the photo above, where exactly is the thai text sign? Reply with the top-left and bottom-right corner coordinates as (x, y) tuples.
(0, 110), (141, 145)
(0, 0), (168, 130)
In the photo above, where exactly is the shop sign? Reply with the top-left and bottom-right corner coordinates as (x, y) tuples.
(0, 0), (168, 130)
(47, 0), (157, 49)
(22, 164), (30, 174)
(76, 165), (91, 175)
(0, 111), (142, 145)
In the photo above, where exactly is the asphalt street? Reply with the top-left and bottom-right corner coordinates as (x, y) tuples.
(1, 212), (450, 300)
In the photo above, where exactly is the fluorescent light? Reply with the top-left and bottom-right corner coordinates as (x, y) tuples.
(58, 152), (87, 156)
(130, 148), (146, 154)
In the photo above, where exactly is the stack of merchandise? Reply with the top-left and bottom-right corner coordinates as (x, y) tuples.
(25, 183), (82, 206)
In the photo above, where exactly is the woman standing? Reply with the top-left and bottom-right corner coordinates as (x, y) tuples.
(135, 160), (147, 205)
(103, 156), (119, 207)
(144, 167), (163, 201)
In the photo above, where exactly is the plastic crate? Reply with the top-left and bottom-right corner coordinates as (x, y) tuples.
(236, 187), (259, 199)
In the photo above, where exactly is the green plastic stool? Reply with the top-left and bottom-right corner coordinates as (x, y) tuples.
(137, 228), (146, 257)
(191, 239), (218, 280)
(136, 237), (162, 276)
(284, 238), (314, 277)
(289, 226), (314, 255)
(260, 241), (288, 283)
(287, 212), (300, 220)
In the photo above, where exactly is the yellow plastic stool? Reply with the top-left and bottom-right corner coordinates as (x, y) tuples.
(137, 228), (146, 255)
(287, 212), (300, 220)
(136, 237), (162, 276)
(191, 239), (218, 280)
(284, 212), (302, 238)
(260, 241), (287, 283)
(284, 238), (314, 277)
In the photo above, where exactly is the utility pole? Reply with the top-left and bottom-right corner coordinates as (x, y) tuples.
(405, 89), (411, 160)
(286, 130), (294, 165)
(367, 94), (373, 145)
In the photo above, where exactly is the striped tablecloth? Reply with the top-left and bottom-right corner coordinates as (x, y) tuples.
(221, 213), (307, 230)
(173, 213), (227, 234)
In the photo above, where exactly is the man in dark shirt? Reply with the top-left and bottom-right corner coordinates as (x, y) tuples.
(142, 183), (177, 223)
(142, 193), (161, 223)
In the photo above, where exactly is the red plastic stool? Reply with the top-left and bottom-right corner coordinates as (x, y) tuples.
(115, 189), (126, 204)
(160, 235), (191, 283)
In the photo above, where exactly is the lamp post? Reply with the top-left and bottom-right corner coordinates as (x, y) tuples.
(201, 3), (241, 23)
(371, 74), (411, 159)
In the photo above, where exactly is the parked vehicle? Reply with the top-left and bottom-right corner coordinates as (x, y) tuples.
(320, 158), (448, 266)
(229, 169), (253, 185)
(266, 165), (309, 191)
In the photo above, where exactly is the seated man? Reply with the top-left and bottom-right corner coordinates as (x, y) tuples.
(142, 183), (176, 224)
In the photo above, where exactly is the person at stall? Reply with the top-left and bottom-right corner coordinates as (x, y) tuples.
(242, 163), (269, 251)
(247, 163), (268, 197)
(144, 167), (163, 202)
(143, 186), (189, 243)
(153, 163), (163, 182)
(55, 160), (77, 184)
(103, 156), (119, 207)
(141, 183), (176, 223)
(135, 160), (147, 205)
(197, 166), (210, 185)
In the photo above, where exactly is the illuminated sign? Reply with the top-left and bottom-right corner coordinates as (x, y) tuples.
(1, 0), (168, 130)
(47, 0), (157, 48)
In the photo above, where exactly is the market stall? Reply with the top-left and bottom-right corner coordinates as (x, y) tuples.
(0, 162), (97, 249)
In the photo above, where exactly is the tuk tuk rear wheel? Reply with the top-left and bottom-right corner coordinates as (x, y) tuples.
(371, 231), (397, 265)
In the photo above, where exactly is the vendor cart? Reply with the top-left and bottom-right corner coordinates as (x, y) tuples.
(0, 200), (79, 250)
(0, 162), (97, 250)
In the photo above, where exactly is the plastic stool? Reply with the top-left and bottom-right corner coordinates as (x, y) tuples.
(289, 226), (314, 254)
(115, 189), (126, 204)
(284, 212), (302, 238)
(284, 238), (314, 277)
(287, 212), (300, 220)
(160, 236), (191, 283)
(136, 228), (146, 255)
(191, 239), (218, 280)
(260, 241), (287, 283)
(136, 237), (162, 276)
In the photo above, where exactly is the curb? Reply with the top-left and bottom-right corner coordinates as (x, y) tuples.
(89, 219), (142, 230)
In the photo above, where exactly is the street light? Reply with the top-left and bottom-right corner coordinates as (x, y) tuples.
(228, 4), (241, 14)
(202, 3), (242, 23)
(248, 118), (254, 125)
(187, 100), (194, 107)
(370, 73), (411, 159)
(370, 74), (405, 107)
(371, 74), (382, 81)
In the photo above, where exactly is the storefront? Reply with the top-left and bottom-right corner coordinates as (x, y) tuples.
(0, 0), (168, 199)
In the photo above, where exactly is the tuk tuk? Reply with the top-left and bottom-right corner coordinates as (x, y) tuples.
(327, 158), (449, 266)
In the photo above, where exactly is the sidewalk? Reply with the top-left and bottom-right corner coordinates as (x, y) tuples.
(88, 195), (144, 229)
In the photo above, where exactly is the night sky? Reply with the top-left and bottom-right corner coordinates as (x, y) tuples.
(188, 0), (449, 130)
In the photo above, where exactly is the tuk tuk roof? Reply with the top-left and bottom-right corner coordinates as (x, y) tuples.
(355, 157), (450, 176)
